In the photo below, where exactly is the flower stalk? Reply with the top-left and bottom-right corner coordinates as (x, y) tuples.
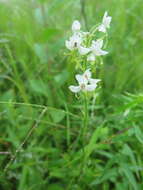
(82, 93), (89, 143)
(65, 11), (112, 178)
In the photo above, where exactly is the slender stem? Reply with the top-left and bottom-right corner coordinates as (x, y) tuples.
(0, 101), (80, 119)
(76, 93), (89, 183)
(0, 152), (11, 155)
(82, 93), (88, 142)
(65, 103), (70, 147)
(69, 93), (89, 186)
(4, 107), (47, 172)
(69, 94), (88, 150)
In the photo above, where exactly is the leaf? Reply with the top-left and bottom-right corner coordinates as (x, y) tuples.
(34, 7), (43, 24)
(29, 79), (48, 96)
(50, 168), (65, 179)
(37, 0), (47, 4)
(49, 109), (65, 123)
(18, 166), (28, 190)
(41, 28), (61, 42)
(0, 38), (9, 43)
(134, 125), (143, 144)
(116, 182), (128, 190)
(84, 126), (103, 159)
(120, 164), (138, 190)
(54, 70), (68, 87)
(47, 184), (64, 190)
(33, 43), (48, 63)
(91, 168), (118, 185)
(121, 144), (136, 164)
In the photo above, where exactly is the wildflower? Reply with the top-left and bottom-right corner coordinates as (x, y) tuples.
(72, 20), (81, 33)
(71, 21), (89, 37)
(65, 34), (82, 50)
(98, 11), (112, 33)
(87, 39), (108, 61)
(65, 34), (90, 55)
(82, 69), (101, 84)
(69, 69), (101, 93)
(66, 20), (90, 55)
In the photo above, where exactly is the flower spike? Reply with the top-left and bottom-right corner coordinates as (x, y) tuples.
(98, 11), (112, 33)
(69, 70), (101, 93)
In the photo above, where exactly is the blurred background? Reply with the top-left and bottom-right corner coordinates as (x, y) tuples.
(0, 0), (143, 189)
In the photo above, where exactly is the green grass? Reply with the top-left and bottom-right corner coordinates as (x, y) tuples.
(0, 0), (143, 189)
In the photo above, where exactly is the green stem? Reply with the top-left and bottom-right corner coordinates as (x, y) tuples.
(68, 94), (89, 185)
(82, 93), (89, 142)
(77, 93), (89, 183)
(65, 103), (70, 148)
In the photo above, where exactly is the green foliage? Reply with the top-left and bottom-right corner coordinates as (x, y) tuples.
(0, 0), (143, 189)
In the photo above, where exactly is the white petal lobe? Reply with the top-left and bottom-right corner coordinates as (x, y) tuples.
(98, 11), (112, 33)
(85, 84), (97, 91)
(75, 74), (84, 84)
(90, 79), (101, 84)
(83, 69), (92, 80)
(72, 20), (81, 32)
(78, 46), (90, 55)
(65, 40), (73, 50)
(69, 86), (81, 93)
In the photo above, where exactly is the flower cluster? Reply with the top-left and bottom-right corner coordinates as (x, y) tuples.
(65, 20), (90, 56)
(98, 11), (112, 33)
(66, 12), (112, 94)
(69, 69), (101, 93)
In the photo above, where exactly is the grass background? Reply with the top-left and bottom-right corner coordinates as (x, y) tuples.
(0, 0), (143, 189)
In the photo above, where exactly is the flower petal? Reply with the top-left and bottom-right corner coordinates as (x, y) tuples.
(83, 69), (92, 80)
(98, 24), (106, 33)
(91, 39), (108, 56)
(66, 34), (83, 50)
(72, 20), (81, 32)
(65, 40), (73, 50)
(98, 12), (112, 33)
(85, 84), (97, 91)
(78, 46), (90, 55)
(103, 12), (112, 28)
(69, 85), (81, 93)
(103, 11), (108, 20)
(94, 39), (103, 49)
(75, 74), (86, 85)
(90, 78), (101, 84)
(98, 50), (108, 55)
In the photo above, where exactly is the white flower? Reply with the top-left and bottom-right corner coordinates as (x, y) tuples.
(78, 46), (90, 55)
(69, 69), (101, 93)
(82, 69), (101, 84)
(91, 39), (108, 56)
(66, 20), (91, 54)
(65, 34), (82, 50)
(72, 20), (81, 33)
(98, 11), (112, 33)
(87, 39), (108, 61)
(65, 34), (90, 55)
